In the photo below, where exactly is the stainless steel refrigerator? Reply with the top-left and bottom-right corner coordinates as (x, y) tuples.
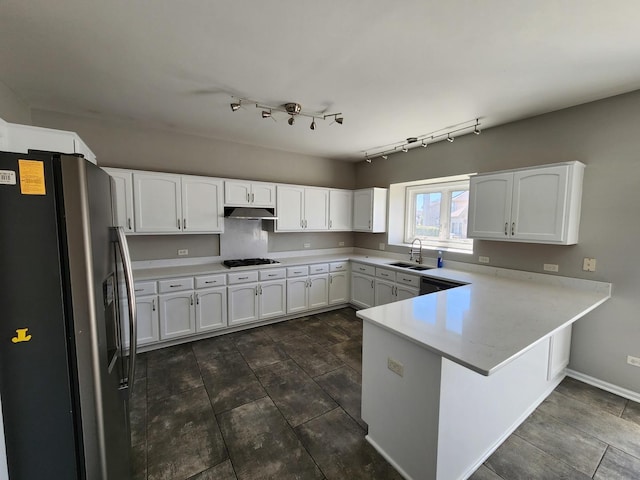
(0, 150), (137, 479)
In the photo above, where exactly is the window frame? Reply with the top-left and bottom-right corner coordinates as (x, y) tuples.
(404, 179), (472, 251)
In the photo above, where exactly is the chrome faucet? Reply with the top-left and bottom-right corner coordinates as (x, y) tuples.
(409, 238), (423, 264)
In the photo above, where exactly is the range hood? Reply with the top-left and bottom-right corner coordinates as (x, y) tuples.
(224, 207), (278, 220)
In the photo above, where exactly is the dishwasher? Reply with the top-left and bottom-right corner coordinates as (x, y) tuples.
(419, 276), (467, 295)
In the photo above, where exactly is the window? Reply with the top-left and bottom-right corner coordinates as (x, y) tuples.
(404, 180), (472, 251)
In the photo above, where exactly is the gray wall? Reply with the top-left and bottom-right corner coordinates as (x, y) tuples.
(30, 109), (357, 259)
(0, 80), (31, 124)
(355, 89), (640, 394)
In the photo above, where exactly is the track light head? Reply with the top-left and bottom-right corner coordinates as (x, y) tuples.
(310, 118), (316, 130)
(261, 110), (271, 119)
(474, 127), (481, 135)
(365, 157), (372, 163)
(230, 102), (241, 112)
(421, 141), (428, 148)
(401, 146), (409, 153)
(447, 134), (454, 143)
(335, 116), (344, 125)
(288, 116), (295, 126)
(381, 155), (388, 160)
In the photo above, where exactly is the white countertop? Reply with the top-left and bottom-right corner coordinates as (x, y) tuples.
(356, 267), (611, 376)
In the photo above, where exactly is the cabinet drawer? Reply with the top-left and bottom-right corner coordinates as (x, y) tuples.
(227, 270), (259, 285)
(352, 262), (375, 276)
(287, 266), (309, 278)
(259, 268), (286, 281)
(330, 261), (348, 272)
(158, 277), (194, 293)
(375, 268), (396, 281)
(195, 274), (226, 288)
(396, 273), (420, 288)
(134, 281), (157, 296)
(309, 263), (329, 274)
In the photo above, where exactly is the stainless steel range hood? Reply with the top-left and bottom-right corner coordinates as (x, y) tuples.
(224, 207), (278, 220)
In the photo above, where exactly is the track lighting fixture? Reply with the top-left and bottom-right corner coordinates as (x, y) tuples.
(229, 96), (343, 131)
(365, 157), (372, 163)
(381, 155), (388, 160)
(361, 118), (482, 162)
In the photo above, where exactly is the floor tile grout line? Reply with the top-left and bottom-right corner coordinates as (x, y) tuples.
(591, 444), (611, 479)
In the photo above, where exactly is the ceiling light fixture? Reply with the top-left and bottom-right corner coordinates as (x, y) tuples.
(229, 96), (343, 131)
(360, 118), (482, 163)
(381, 155), (388, 160)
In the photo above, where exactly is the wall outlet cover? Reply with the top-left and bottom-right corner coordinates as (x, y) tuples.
(627, 355), (640, 367)
(543, 263), (559, 272)
(177, 249), (189, 256)
(379, 243), (385, 250)
(387, 357), (404, 377)
(303, 243), (311, 248)
(338, 241), (345, 246)
(478, 256), (490, 264)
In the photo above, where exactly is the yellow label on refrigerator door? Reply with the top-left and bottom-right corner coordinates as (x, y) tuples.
(18, 159), (46, 195)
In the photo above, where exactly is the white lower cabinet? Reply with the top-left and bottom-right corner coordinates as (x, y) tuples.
(195, 286), (227, 332)
(286, 277), (309, 314)
(396, 284), (419, 301)
(351, 272), (375, 309)
(159, 290), (196, 340)
(374, 278), (396, 306)
(228, 269), (286, 326)
(328, 270), (349, 305)
(287, 276), (328, 313)
(309, 275), (329, 309)
(375, 268), (420, 306)
(123, 294), (159, 348)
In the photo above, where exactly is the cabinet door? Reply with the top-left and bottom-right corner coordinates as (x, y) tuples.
(182, 176), (224, 233)
(286, 277), (309, 314)
(351, 273), (375, 309)
(352, 189), (373, 231)
(308, 274), (329, 309)
(304, 188), (330, 231)
(276, 185), (305, 231)
(159, 291), (195, 339)
(195, 287), (227, 332)
(329, 271), (349, 305)
(103, 168), (134, 232)
(259, 280), (287, 319)
(375, 279), (396, 306)
(329, 189), (353, 231)
(396, 285), (419, 302)
(134, 172), (182, 232)
(123, 295), (159, 347)
(548, 324), (572, 380)
(251, 182), (276, 207)
(511, 165), (569, 242)
(224, 181), (251, 206)
(467, 173), (513, 239)
(227, 284), (259, 326)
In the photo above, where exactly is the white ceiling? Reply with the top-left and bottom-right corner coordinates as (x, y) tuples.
(1, 1), (640, 161)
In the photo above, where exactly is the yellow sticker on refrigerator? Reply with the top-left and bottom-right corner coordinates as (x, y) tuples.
(18, 159), (46, 195)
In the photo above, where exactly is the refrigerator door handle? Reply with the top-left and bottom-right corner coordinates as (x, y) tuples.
(114, 226), (137, 392)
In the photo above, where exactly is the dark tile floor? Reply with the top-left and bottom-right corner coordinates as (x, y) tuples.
(130, 307), (640, 480)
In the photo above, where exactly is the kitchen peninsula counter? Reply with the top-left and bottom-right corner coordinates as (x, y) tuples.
(356, 269), (611, 480)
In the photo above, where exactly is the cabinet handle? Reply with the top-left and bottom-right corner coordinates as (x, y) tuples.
(196, 293), (199, 305)
(359, 267), (366, 271)
(371, 279), (374, 288)
(238, 276), (249, 280)
(329, 219), (332, 229)
(128, 218), (132, 230)
(135, 288), (143, 292)
(267, 273), (277, 277)
(504, 222), (508, 236)
(205, 280), (216, 284)
(369, 220), (372, 229)
(402, 278), (411, 282)
(381, 272), (389, 277)
(301, 219), (303, 228)
(152, 299), (156, 311)
(329, 275), (333, 284)
(247, 193), (250, 203)
(190, 294), (194, 305)
(169, 284), (182, 288)
(178, 218), (181, 230)
(255, 287), (258, 296)
(511, 222), (515, 236)
(259, 285), (263, 295)
(183, 218), (187, 230)
(251, 193), (255, 203)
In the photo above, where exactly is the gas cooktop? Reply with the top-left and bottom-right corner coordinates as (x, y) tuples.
(223, 258), (280, 268)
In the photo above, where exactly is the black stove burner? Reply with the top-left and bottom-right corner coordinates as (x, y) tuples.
(223, 258), (280, 268)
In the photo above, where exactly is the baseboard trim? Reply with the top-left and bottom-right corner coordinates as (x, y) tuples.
(566, 369), (640, 403)
(365, 435), (414, 480)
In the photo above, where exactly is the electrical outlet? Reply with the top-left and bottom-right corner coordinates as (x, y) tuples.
(478, 256), (490, 264)
(583, 258), (597, 272)
(338, 241), (345, 246)
(627, 355), (640, 367)
(177, 249), (188, 256)
(379, 243), (385, 250)
(303, 243), (311, 249)
(543, 263), (559, 272)
(387, 357), (404, 377)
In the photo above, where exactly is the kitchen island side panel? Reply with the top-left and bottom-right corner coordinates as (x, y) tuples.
(362, 321), (442, 480)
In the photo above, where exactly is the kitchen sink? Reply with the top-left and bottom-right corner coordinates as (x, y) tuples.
(387, 262), (432, 271)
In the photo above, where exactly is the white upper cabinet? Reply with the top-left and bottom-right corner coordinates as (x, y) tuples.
(224, 180), (276, 207)
(468, 162), (585, 244)
(134, 172), (182, 233)
(329, 189), (353, 231)
(181, 175), (224, 233)
(276, 185), (329, 232)
(353, 187), (387, 232)
(133, 171), (223, 234)
(102, 167), (134, 232)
